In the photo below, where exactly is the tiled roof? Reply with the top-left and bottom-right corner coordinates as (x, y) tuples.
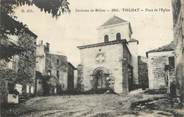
(101, 16), (128, 27)
(146, 41), (175, 56)
(1, 12), (37, 38)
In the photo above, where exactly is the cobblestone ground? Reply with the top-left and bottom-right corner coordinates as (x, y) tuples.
(2, 93), (184, 117)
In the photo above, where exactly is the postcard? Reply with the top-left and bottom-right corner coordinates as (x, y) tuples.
(0, 0), (183, 117)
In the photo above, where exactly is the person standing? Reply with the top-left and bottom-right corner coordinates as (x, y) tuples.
(170, 80), (177, 107)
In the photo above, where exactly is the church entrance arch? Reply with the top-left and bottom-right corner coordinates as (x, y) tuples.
(92, 67), (110, 92)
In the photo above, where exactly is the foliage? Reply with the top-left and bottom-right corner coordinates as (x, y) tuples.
(0, 0), (70, 37)
(0, 0), (70, 39)
(0, 33), (36, 84)
(1, 0), (70, 16)
(0, 69), (33, 84)
(0, 0), (70, 59)
(16, 33), (36, 85)
(0, 69), (17, 82)
(0, 12), (27, 37)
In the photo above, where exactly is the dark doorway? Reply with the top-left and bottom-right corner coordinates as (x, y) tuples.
(93, 70), (109, 92)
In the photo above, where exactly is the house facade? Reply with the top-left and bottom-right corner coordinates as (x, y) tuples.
(36, 41), (73, 95)
(78, 16), (139, 94)
(146, 42), (175, 89)
(0, 17), (37, 104)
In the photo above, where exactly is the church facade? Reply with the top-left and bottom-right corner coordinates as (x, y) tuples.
(77, 16), (139, 94)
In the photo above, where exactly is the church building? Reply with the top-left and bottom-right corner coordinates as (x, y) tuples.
(77, 16), (139, 94)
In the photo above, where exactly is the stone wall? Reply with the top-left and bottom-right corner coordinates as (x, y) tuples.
(128, 41), (139, 85)
(147, 51), (175, 89)
(76, 64), (84, 91)
(97, 22), (132, 42)
(74, 70), (78, 89)
(17, 33), (37, 94)
(45, 53), (68, 91)
(79, 42), (131, 93)
(122, 43), (132, 92)
(36, 42), (69, 94)
(36, 42), (46, 74)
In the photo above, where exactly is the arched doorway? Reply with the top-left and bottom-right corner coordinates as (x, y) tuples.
(92, 67), (110, 92)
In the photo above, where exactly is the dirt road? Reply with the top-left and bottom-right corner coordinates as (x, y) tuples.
(2, 94), (184, 117)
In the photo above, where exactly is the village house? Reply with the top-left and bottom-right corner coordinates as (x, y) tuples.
(146, 42), (175, 89)
(35, 41), (76, 95)
(0, 14), (37, 104)
(77, 16), (139, 94)
(172, 0), (184, 100)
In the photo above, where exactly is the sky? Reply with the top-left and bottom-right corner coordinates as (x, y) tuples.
(15, 0), (174, 66)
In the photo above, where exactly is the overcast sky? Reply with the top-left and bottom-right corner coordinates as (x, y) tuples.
(15, 0), (174, 66)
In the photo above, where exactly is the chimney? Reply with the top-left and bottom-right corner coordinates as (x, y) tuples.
(45, 42), (50, 52)
(38, 40), (43, 45)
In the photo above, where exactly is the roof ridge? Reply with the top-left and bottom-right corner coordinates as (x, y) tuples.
(146, 41), (175, 56)
(101, 16), (128, 27)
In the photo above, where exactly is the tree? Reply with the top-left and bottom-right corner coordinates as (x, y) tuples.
(1, 0), (70, 16)
(0, 0), (70, 60)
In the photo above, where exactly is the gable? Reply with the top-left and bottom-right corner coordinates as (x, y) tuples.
(101, 16), (128, 27)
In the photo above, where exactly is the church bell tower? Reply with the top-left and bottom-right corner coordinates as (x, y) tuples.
(97, 16), (133, 42)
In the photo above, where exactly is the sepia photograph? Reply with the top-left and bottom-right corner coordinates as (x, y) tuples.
(0, 0), (184, 117)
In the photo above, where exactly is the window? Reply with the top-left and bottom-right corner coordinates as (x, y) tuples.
(31, 86), (34, 94)
(57, 70), (59, 78)
(26, 85), (29, 93)
(168, 56), (175, 68)
(34, 42), (36, 45)
(8, 83), (14, 93)
(29, 85), (31, 93)
(104, 35), (109, 42)
(8, 61), (13, 69)
(48, 70), (51, 76)
(57, 59), (59, 65)
(116, 33), (121, 40)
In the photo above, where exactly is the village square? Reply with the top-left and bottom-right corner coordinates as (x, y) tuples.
(0, 0), (184, 117)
